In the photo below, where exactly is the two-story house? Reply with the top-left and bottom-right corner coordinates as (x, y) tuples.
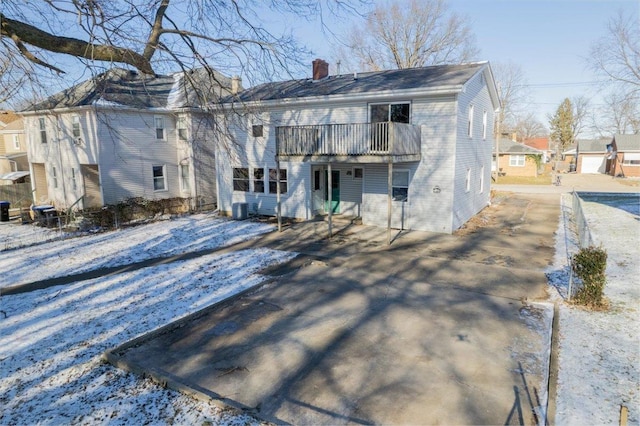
(215, 60), (499, 234)
(0, 111), (29, 184)
(21, 67), (237, 209)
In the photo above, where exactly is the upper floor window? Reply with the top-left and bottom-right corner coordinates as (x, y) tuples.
(467, 105), (474, 138)
(52, 166), (58, 188)
(177, 116), (187, 140)
(13, 134), (20, 150)
(465, 168), (471, 192)
(39, 117), (47, 144)
(72, 115), (81, 138)
(252, 125), (264, 137)
(154, 116), (165, 140)
(370, 103), (410, 123)
(482, 110), (487, 140)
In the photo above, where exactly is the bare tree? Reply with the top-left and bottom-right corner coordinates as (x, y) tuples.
(1, 0), (365, 107)
(590, 89), (640, 136)
(589, 10), (640, 89)
(492, 61), (532, 134)
(339, 0), (479, 71)
(513, 112), (547, 141)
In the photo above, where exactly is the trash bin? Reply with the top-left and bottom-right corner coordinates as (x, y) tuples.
(32, 205), (56, 226)
(0, 201), (10, 222)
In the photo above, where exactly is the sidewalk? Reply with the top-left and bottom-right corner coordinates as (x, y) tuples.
(494, 173), (640, 194)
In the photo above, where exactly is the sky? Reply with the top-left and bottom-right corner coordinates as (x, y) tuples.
(293, 0), (640, 133)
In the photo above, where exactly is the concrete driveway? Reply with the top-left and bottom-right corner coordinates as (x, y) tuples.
(105, 192), (559, 425)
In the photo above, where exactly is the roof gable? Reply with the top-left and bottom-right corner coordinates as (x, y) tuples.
(613, 134), (640, 151)
(496, 138), (544, 154)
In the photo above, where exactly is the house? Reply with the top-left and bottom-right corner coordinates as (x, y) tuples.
(214, 60), (500, 234)
(21, 67), (237, 209)
(0, 111), (30, 184)
(572, 138), (611, 174)
(523, 137), (551, 163)
(494, 138), (544, 177)
(605, 133), (640, 177)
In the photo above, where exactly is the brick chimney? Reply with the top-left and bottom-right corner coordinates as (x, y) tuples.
(312, 59), (329, 80)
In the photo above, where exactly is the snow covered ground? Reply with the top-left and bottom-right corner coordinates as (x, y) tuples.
(0, 215), (295, 425)
(2, 196), (638, 425)
(547, 193), (640, 425)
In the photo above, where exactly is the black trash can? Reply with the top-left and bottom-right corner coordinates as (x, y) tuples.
(0, 201), (10, 222)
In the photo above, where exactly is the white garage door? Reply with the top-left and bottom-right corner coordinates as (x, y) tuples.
(581, 156), (605, 174)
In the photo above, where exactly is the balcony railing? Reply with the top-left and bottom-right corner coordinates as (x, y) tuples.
(276, 122), (421, 161)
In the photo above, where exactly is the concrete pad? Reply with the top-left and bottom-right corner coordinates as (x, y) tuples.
(105, 192), (558, 424)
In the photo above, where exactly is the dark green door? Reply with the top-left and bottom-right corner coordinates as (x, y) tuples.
(324, 170), (340, 213)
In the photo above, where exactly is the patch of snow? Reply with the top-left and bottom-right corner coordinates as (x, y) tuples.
(0, 217), (295, 425)
(548, 193), (640, 425)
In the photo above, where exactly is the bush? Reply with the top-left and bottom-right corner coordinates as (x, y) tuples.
(572, 246), (608, 307)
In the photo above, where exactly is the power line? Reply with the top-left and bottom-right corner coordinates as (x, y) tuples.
(514, 80), (606, 88)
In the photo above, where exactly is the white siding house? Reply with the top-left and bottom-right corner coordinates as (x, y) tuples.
(216, 61), (499, 234)
(22, 68), (234, 210)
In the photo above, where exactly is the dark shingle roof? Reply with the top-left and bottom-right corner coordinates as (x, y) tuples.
(613, 134), (640, 151)
(232, 63), (486, 102)
(24, 68), (232, 112)
(496, 139), (543, 154)
(577, 139), (610, 153)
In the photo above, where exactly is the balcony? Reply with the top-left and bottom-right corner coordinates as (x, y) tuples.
(276, 122), (421, 163)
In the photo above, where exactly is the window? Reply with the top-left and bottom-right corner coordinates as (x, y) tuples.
(622, 153), (640, 165)
(269, 168), (287, 194)
(482, 110), (487, 140)
(39, 117), (47, 144)
(154, 116), (165, 140)
(465, 168), (471, 192)
(253, 168), (265, 193)
(13, 134), (20, 150)
(72, 115), (81, 138)
(180, 164), (190, 192)
(71, 168), (77, 190)
(177, 116), (187, 140)
(479, 166), (485, 193)
(252, 125), (264, 137)
(52, 166), (58, 188)
(153, 165), (167, 191)
(233, 167), (249, 192)
(392, 170), (409, 202)
(314, 170), (321, 191)
(467, 105), (474, 138)
(509, 155), (525, 167)
(353, 167), (363, 179)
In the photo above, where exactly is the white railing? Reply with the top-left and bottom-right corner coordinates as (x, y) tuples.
(276, 122), (421, 157)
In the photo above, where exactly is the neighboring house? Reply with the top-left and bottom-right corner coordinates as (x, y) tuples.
(0, 111), (30, 184)
(494, 139), (544, 177)
(523, 137), (551, 163)
(605, 133), (640, 178)
(572, 138), (610, 174)
(215, 60), (499, 234)
(22, 67), (237, 209)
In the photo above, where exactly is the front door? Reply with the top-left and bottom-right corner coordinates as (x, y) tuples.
(325, 170), (340, 214)
(312, 166), (325, 214)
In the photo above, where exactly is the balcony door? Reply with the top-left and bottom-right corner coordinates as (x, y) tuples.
(369, 103), (410, 152)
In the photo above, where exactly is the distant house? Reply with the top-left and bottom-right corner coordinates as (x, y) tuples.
(0, 111), (29, 185)
(494, 138), (544, 177)
(215, 60), (500, 234)
(523, 137), (551, 163)
(572, 139), (611, 174)
(21, 68), (237, 209)
(606, 134), (640, 178)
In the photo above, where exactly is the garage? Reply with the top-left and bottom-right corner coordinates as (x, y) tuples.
(580, 155), (606, 174)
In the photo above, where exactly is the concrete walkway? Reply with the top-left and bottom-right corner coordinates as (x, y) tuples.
(494, 173), (640, 194)
(105, 193), (560, 425)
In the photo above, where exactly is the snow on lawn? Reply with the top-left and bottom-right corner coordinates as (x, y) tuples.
(1, 213), (275, 288)
(0, 224), (296, 424)
(547, 194), (640, 425)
